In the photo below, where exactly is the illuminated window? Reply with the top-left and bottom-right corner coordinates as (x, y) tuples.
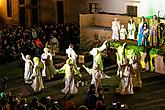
(7, 0), (12, 17)
(127, 6), (137, 17)
(89, 3), (99, 13)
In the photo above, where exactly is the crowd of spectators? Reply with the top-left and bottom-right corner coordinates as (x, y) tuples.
(0, 23), (80, 65)
(0, 83), (128, 110)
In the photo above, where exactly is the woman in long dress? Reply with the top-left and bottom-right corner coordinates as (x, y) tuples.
(31, 57), (44, 93)
(20, 53), (33, 84)
(57, 58), (80, 95)
(137, 16), (145, 46)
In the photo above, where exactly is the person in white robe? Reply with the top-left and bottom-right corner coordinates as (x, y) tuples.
(115, 43), (126, 77)
(116, 58), (134, 95)
(83, 65), (104, 91)
(41, 48), (56, 80)
(90, 40), (107, 71)
(20, 53), (33, 84)
(128, 17), (136, 40)
(31, 57), (44, 93)
(66, 44), (79, 71)
(112, 18), (120, 40)
(83, 41), (110, 89)
(120, 25), (127, 40)
(57, 58), (80, 95)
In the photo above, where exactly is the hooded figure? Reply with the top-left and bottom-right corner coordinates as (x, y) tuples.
(57, 58), (80, 95)
(31, 57), (44, 93)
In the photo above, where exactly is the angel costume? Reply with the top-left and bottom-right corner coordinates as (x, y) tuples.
(31, 57), (44, 93)
(21, 53), (33, 84)
(57, 59), (80, 95)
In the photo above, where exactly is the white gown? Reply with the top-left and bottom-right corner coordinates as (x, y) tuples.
(120, 27), (127, 40)
(128, 22), (136, 40)
(31, 63), (44, 93)
(21, 54), (33, 84)
(59, 63), (78, 94)
(66, 47), (78, 69)
(112, 20), (120, 40)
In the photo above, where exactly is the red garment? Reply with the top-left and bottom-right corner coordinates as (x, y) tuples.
(34, 38), (43, 48)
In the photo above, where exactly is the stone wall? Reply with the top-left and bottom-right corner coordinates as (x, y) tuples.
(64, 0), (87, 24)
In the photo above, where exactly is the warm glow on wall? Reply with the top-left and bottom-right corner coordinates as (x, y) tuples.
(0, 0), (2, 6)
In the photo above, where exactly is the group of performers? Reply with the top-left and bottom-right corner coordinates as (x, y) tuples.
(21, 37), (143, 97)
(111, 15), (161, 47)
(115, 43), (142, 95)
(20, 44), (80, 94)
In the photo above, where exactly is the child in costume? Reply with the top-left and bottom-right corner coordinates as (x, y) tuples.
(20, 53), (33, 84)
(120, 25), (127, 40)
(31, 57), (44, 93)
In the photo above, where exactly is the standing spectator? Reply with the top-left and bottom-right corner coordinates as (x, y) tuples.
(84, 84), (98, 110)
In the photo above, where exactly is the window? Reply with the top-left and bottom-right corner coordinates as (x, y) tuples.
(7, 0), (12, 17)
(127, 6), (137, 17)
(89, 3), (99, 13)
